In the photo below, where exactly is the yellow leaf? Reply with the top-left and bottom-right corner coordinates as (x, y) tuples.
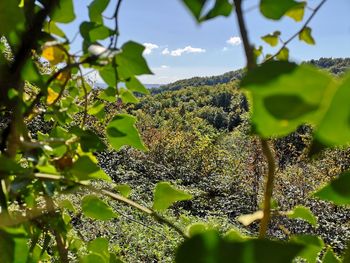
(47, 88), (59, 104)
(57, 71), (70, 84)
(42, 46), (66, 65)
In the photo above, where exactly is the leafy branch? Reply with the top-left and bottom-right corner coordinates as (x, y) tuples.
(264, 0), (327, 63)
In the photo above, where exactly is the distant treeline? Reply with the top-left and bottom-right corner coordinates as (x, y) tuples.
(151, 57), (350, 94)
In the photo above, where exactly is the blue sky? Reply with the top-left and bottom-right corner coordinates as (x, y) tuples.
(63, 0), (350, 84)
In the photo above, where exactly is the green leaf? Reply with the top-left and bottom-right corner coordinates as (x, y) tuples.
(70, 126), (106, 152)
(50, 0), (76, 23)
(125, 77), (149, 94)
(81, 253), (105, 263)
(241, 62), (335, 138)
(322, 248), (341, 263)
(286, 205), (317, 226)
(285, 2), (306, 21)
(299, 27), (316, 45)
(115, 184), (132, 198)
(119, 88), (139, 104)
(186, 223), (208, 237)
(106, 114), (147, 151)
(58, 199), (76, 213)
(88, 0), (110, 24)
(291, 235), (324, 263)
(99, 65), (117, 87)
(71, 156), (111, 182)
(260, 0), (299, 20)
(0, 228), (29, 263)
(314, 171), (350, 205)
(276, 47), (289, 61)
(176, 230), (304, 263)
(182, 0), (232, 22)
(99, 86), (117, 102)
(0, 1), (25, 36)
(87, 238), (110, 261)
(264, 94), (318, 120)
(88, 100), (106, 121)
(153, 182), (192, 211)
(82, 195), (117, 220)
(43, 21), (66, 38)
(117, 41), (153, 79)
(315, 74), (350, 146)
(80, 22), (114, 43)
(261, 31), (280, 47)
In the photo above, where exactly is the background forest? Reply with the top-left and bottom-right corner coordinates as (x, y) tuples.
(1, 0), (350, 262)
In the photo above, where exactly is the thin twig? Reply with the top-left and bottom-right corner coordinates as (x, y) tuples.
(112, 0), (123, 49)
(78, 68), (88, 128)
(263, 0), (327, 63)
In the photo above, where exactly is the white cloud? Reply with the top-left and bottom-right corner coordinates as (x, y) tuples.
(226, 36), (242, 46)
(161, 65), (169, 69)
(222, 47), (228, 52)
(162, 46), (206, 57)
(143, 43), (159, 55)
(162, 48), (170, 55)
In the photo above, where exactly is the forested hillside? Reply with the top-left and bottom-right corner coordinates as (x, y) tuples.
(68, 58), (350, 261)
(151, 57), (350, 94)
(2, 0), (350, 262)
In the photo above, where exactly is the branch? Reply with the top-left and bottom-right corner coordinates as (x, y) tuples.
(233, 0), (276, 238)
(112, 0), (123, 49)
(263, 0), (327, 63)
(33, 173), (189, 239)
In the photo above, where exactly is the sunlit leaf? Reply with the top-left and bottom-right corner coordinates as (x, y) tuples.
(71, 156), (111, 182)
(261, 31), (280, 47)
(285, 2), (306, 22)
(153, 182), (192, 211)
(276, 47), (289, 61)
(286, 205), (317, 226)
(125, 76), (149, 94)
(299, 27), (316, 45)
(42, 45), (66, 65)
(119, 88), (139, 104)
(260, 0), (299, 20)
(99, 86), (117, 102)
(82, 195), (117, 220)
(115, 184), (132, 198)
(322, 248), (341, 263)
(47, 87), (59, 104)
(186, 223), (208, 237)
(106, 114), (147, 151)
(314, 171), (350, 205)
(87, 238), (110, 261)
(88, 100), (105, 121)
